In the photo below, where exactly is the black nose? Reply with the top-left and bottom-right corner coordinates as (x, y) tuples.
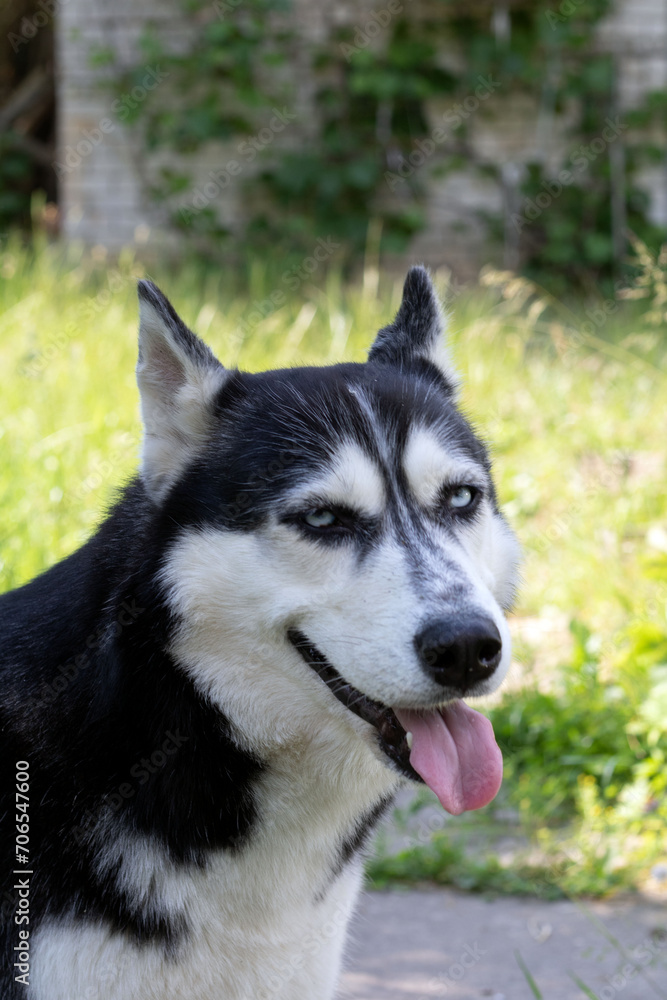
(415, 616), (502, 691)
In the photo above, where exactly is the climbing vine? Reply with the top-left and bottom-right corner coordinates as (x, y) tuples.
(100, 0), (666, 290)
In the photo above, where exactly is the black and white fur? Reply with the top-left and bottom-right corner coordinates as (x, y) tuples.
(0, 267), (519, 999)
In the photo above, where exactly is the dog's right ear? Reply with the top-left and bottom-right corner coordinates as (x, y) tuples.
(136, 280), (227, 502)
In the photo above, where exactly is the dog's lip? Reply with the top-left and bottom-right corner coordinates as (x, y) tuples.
(286, 627), (422, 782)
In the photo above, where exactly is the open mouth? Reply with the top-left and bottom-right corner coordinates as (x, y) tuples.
(287, 628), (419, 781)
(287, 627), (505, 815)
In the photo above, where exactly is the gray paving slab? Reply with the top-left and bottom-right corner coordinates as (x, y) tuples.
(340, 889), (667, 1000)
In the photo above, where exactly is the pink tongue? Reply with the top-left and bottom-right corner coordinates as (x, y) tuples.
(394, 701), (503, 815)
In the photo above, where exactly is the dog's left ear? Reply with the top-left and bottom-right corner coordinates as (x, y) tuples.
(136, 280), (227, 501)
(368, 266), (456, 388)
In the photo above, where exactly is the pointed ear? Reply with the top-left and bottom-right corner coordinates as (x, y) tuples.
(368, 266), (457, 388)
(136, 280), (227, 501)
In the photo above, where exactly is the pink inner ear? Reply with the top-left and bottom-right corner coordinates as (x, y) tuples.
(150, 341), (188, 392)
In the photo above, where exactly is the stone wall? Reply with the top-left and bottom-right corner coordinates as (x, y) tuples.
(55, 0), (667, 275)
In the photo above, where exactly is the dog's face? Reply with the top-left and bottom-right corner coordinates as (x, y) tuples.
(137, 268), (519, 811)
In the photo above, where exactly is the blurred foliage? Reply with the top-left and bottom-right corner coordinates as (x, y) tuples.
(249, 21), (449, 254)
(0, 138), (32, 233)
(490, 622), (639, 824)
(619, 236), (667, 326)
(138, 0), (293, 146)
(448, 3), (666, 293)
(96, 0), (667, 288)
(0, 0), (56, 237)
(515, 81), (667, 295)
(491, 614), (667, 830)
(0, 0), (663, 290)
(368, 832), (575, 899)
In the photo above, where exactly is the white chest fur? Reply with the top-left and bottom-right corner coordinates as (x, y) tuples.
(29, 739), (399, 1000)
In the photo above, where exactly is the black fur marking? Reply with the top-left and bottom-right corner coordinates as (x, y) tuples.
(328, 795), (394, 888)
(0, 478), (265, 977)
(368, 266), (453, 394)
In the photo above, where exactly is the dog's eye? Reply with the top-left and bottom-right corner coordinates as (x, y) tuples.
(303, 509), (339, 529)
(290, 505), (370, 542)
(448, 486), (478, 510)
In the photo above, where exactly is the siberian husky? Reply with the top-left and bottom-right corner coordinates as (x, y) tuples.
(0, 266), (519, 999)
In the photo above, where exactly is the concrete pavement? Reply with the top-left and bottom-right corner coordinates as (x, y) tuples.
(340, 888), (667, 1000)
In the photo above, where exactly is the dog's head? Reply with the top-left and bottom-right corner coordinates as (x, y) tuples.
(136, 268), (519, 813)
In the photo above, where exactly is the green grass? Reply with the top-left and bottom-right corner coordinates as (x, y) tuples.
(1, 234), (666, 898)
(515, 950), (544, 998)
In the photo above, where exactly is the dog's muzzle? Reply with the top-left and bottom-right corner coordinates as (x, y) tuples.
(287, 628), (419, 781)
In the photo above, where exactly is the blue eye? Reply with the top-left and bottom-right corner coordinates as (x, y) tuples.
(303, 509), (338, 528)
(449, 486), (476, 509)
